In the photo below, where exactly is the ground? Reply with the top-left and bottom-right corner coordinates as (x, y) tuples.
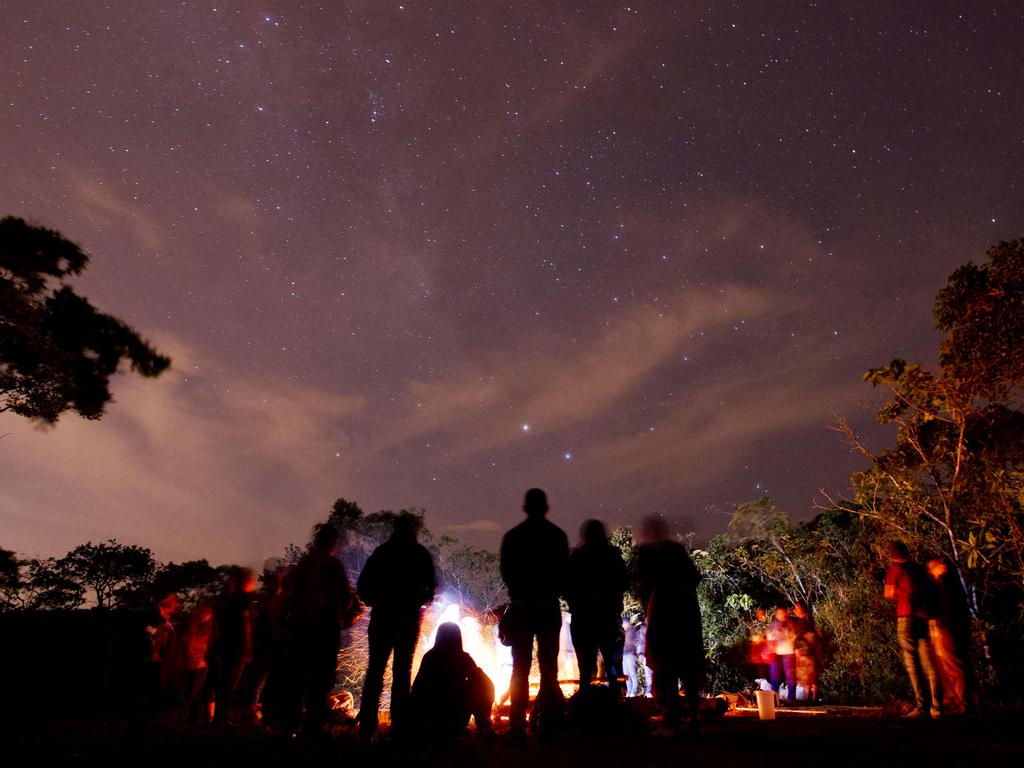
(4, 704), (1020, 767)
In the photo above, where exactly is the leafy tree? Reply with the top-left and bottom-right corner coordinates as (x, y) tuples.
(56, 539), (155, 609)
(21, 557), (86, 610)
(0, 548), (23, 610)
(691, 540), (757, 693)
(435, 537), (505, 613)
(0, 216), (170, 423)
(151, 560), (222, 609)
(833, 242), (1024, 592)
(725, 497), (824, 609)
(803, 509), (907, 705)
(832, 238), (1024, 695)
(609, 526), (644, 622)
(105, 558), (225, 612)
(691, 500), (911, 703)
(934, 239), (1024, 402)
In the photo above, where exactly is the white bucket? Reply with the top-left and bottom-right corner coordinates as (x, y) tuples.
(755, 689), (776, 720)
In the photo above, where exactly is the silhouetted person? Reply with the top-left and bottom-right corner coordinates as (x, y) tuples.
(240, 561), (280, 724)
(133, 590), (178, 726)
(204, 567), (256, 725)
(884, 541), (942, 718)
(408, 622), (495, 742)
(634, 515), (704, 733)
(256, 564), (294, 726)
(287, 524), (360, 737)
(566, 519), (626, 693)
(499, 488), (569, 739)
(927, 557), (972, 714)
(357, 512), (437, 739)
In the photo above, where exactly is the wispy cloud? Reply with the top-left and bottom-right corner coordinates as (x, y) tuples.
(0, 336), (365, 565)
(389, 284), (775, 454)
(68, 171), (165, 252)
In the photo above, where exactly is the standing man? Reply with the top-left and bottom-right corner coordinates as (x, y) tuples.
(565, 519), (627, 693)
(500, 488), (569, 740)
(634, 515), (704, 733)
(884, 541), (942, 718)
(357, 513), (437, 739)
(287, 523), (360, 737)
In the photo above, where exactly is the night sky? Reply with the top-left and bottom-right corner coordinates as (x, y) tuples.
(1, 2), (1021, 569)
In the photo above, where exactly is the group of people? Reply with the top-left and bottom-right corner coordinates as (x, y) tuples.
(137, 487), (705, 741)
(499, 490), (704, 737)
(884, 542), (973, 718)
(748, 604), (820, 705)
(137, 494), (975, 740)
(355, 487), (705, 741)
(139, 565), (262, 727)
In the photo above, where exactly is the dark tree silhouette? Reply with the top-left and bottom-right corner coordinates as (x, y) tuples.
(57, 539), (155, 609)
(21, 557), (86, 610)
(0, 215), (170, 423)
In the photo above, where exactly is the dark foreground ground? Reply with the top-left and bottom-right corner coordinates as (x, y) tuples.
(5, 705), (1021, 768)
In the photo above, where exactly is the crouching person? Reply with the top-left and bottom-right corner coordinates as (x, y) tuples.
(408, 622), (495, 743)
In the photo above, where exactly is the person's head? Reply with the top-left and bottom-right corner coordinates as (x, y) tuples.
(927, 557), (949, 579)
(392, 512), (423, 541)
(774, 607), (789, 622)
(638, 514), (669, 545)
(887, 541), (910, 563)
(238, 567), (257, 593)
(580, 518), (607, 546)
(157, 591), (178, 618)
(523, 488), (549, 518)
(312, 523), (339, 553)
(433, 621), (463, 654)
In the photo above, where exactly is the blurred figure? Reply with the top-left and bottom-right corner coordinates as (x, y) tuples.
(637, 624), (653, 697)
(927, 557), (972, 714)
(500, 488), (569, 740)
(204, 567), (256, 725)
(622, 617), (641, 697)
(408, 622), (495, 742)
(884, 541), (942, 718)
(634, 515), (704, 733)
(357, 512), (437, 739)
(748, 608), (774, 686)
(566, 519), (627, 693)
(791, 603), (819, 703)
(622, 618), (653, 697)
(288, 524), (361, 737)
(134, 590), (179, 725)
(240, 561), (281, 724)
(178, 600), (214, 724)
(767, 607), (797, 704)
